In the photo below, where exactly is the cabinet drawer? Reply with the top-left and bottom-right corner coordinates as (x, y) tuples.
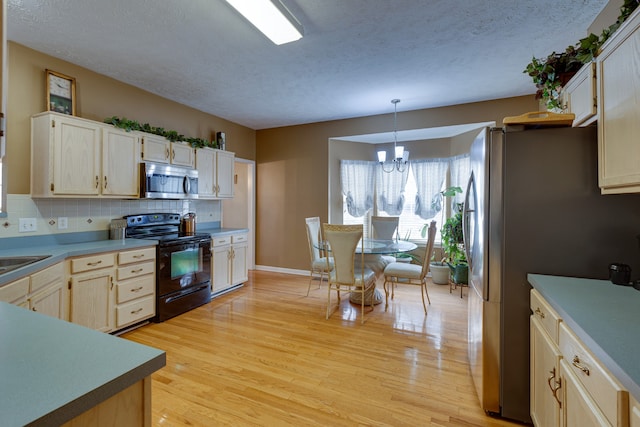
(232, 233), (248, 243)
(559, 322), (629, 426)
(213, 236), (231, 246)
(118, 247), (156, 265)
(117, 261), (155, 281)
(0, 276), (29, 304)
(30, 262), (64, 293)
(116, 296), (155, 327)
(70, 253), (115, 274)
(530, 289), (561, 343)
(116, 275), (155, 304)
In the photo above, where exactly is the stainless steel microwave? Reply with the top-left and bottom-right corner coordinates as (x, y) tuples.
(140, 162), (198, 199)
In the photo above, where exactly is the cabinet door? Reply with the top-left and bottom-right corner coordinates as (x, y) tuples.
(171, 142), (195, 168)
(231, 242), (248, 285)
(559, 359), (611, 427)
(215, 150), (235, 198)
(141, 135), (170, 163)
(212, 245), (231, 292)
(52, 116), (101, 195)
(102, 127), (140, 196)
(563, 62), (596, 127)
(597, 10), (640, 193)
(531, 317), (562, 427)
(195, 148), (216, 198)
(0, 276), (29, 305)
(30, 281), (66, 320)
(70, 272), (113, 332)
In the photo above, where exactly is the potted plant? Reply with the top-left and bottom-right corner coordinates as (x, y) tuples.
(423, 186), (462, 284)
(441, 210), (468, 284)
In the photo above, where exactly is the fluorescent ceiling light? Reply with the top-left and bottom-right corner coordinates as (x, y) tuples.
(225, 0), (303, 45)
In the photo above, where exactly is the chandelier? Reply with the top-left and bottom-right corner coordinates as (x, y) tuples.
(377, 99), (409, 173)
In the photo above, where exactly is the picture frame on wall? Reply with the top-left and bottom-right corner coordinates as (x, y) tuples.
(46, 69), (76, 116)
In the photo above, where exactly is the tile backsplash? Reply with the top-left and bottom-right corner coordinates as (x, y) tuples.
(1, 194), (221, 238)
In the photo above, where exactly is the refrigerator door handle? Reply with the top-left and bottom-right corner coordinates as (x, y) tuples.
(463, 172), (474, 267)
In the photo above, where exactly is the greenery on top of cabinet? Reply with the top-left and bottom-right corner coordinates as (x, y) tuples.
(523, 0), (639, 110)
(103, 116), (218, 149)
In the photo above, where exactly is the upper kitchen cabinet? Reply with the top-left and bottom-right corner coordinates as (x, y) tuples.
(140, 133), (195, 168)
(195, 147), (235, 199)
(31, 112), (140, 198)
(597, 7), (640, 194)
(561, 62), (597, 127)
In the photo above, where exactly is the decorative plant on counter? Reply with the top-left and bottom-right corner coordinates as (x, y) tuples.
(524, 0), (640, 110)
(103, 116), (217, 149)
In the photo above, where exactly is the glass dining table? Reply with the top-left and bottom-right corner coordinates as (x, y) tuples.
(317, 238), (418, 305)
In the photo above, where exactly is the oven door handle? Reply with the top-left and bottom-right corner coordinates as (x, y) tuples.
(183, 175), (191, 194)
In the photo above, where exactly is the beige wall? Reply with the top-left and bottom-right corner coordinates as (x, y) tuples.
(6, 42), (256, 195)
(256, 95), (538, 272)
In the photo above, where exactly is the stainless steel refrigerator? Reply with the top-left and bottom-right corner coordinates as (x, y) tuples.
(463, 125), (640, 423)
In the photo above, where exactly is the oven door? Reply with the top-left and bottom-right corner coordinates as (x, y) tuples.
(157, 238), (211, 297)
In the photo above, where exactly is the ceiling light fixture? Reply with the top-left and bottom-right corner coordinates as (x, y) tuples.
(378, 99), (409, 173)
(224, 0), (303, 45)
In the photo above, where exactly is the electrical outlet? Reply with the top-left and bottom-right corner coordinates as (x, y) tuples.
(19, 218), (37, 232)
(58, 217), (68, 229)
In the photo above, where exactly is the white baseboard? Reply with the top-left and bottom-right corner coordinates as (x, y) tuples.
(254, 265), (309, 276)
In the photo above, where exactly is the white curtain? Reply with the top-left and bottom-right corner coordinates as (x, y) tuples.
(376, 163), (410, 215)
(412, 158), (448, 219)
(450, 153), (470, 210)
(341, 160), (376, 217)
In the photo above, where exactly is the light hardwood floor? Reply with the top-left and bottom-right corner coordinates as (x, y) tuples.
(123, 271), (525, 426)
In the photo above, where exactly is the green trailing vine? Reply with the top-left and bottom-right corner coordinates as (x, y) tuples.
(524, 0), (640, 110)
(103, 116), (216, 149)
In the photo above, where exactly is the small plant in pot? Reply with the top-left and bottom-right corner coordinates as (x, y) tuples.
(422, 186), (462, 285)
(441, 209), (468, 285)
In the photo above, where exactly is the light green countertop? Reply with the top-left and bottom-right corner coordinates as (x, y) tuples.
(0, 302), (165, 426)
(528, 274), (640, 401)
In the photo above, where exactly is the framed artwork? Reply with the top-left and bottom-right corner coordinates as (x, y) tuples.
(46, 69), (76, 115)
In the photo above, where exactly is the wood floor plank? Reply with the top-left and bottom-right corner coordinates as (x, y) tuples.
(123, 271), (524, 426)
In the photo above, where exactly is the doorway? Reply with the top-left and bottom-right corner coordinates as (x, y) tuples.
(222, 158), (256, 269)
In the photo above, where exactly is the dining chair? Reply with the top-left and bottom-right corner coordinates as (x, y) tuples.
(371, 216), (399, 264)
(322, 223), (376, 324)
(382, 220), (437, 313)
(305, 217), (333, 296)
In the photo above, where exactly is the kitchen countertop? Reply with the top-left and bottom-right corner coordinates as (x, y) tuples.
(0, 301), (165, 426)
(528, 274), (640, 401)
(0, 238), (158, 286)
(0, 227), (249, 287)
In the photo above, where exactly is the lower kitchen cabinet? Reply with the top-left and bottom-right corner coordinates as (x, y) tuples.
(68, 252), (116, 332)
(530, 289), (630, 427)
(211, 232), (248, 295)
(115, 247), (156, 329)
(0, 262), (67, 320)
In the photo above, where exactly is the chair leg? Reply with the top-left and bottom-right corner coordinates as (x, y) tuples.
(423, 279), (431, 304)
(360, 286), (365, 325)
(420, 283), (427, 313)
(383, 278), (390, 311)
(326, 283), (332, 320)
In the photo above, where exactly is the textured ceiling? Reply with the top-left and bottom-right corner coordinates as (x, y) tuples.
(7, 0), (608, 130)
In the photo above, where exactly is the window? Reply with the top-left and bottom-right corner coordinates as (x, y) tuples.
(341, 154), (470, 243)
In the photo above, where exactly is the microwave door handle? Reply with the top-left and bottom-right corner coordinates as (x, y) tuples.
(183, 175), (190, 194)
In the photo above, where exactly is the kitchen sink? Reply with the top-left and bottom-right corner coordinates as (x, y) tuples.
(0, 255), (51, 275)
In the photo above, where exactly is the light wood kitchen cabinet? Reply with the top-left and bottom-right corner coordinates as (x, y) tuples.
(140, 133), (195, 168)
(115, 247), (156, 329)
(0, 263), (67, 319)
(561, 62), (597, 127)
(211, 232), (247, 295)
(631, 397), (640, 427)
(195, 147), (235, 199)
(101, 126), (141, 197)
(530, 289), (562, 427)
(530, 288), (631, 427)
(31, 112), (101, 197)
(31, 112), (141, 198)
(68, 253), (115, 332)
(596, 7), (640, 194)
